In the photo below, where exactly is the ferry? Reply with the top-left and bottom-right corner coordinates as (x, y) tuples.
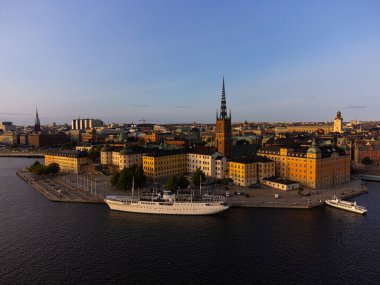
(325, 196), (367, 214)
(104, 190), (229, 215)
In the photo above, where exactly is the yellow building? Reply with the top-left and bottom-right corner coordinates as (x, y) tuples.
(143, 150), (187, 183)
(257, 139), (350, 189)
(228, 157), (275, 187)
(101, 145), (145, 170)
(44, 150), (90, 174)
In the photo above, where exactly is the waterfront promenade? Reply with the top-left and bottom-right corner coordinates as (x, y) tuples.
(228, 179), (368, 209)
(17, 168), (368, 209)
(0, 152), (44, 158)
(17, 169), (103, 203)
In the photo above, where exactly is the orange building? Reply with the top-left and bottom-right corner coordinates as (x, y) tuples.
(257, 139), (350, 189)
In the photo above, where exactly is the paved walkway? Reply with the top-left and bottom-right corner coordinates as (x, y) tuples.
(17, 170), (103, 203)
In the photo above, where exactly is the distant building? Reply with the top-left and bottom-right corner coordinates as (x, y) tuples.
(27, 133), (68, 148)
(0, 132), (17, 145)
(44, 150), (90, 174)
(354, 141), (380, 167)
(333, 111), (343, 133)
(0, 121), (15, 132)
(71, 118), (103, 130)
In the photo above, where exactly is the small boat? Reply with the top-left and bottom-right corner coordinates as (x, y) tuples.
(325, 196), (367, 214)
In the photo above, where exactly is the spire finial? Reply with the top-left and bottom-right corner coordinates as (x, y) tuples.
(220, 77), (227, 119)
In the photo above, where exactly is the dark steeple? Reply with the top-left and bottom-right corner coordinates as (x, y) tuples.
(34, 107), (41, 133)
(219, 77), (228, 119)
(215, 77), (232, 158)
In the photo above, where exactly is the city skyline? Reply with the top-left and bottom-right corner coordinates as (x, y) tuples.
(1, 0), (380, 125)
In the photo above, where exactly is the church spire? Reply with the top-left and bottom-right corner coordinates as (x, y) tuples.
(34, 106), (41, 133)
(220, 77), (228, 119)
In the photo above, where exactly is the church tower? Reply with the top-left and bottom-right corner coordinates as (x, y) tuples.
(34, 107), (41, 134)
(215, 77), (232, 158)
(333, 111), (343, 133)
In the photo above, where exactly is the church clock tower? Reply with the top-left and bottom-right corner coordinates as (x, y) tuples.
(215, 78), (232, 158)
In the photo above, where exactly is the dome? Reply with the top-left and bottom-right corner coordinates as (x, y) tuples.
(101, 144), (112, 152)
(120, 145), (133, 155)
(307, 138), (321, 154)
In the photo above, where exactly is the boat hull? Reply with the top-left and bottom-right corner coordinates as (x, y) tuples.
(104, 199), (229, 215)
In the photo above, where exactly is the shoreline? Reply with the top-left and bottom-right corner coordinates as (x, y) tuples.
(0, 152), (44, 158)
(16, 168), (370, 209)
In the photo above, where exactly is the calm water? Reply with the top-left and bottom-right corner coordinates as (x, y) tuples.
(1, 158), (380, 284)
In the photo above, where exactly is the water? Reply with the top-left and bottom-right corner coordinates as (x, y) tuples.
(1, 158), (380, 284)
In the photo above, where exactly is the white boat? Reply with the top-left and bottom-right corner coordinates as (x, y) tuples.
(325, 196), (367, 214)
(104, 190), (229, 215)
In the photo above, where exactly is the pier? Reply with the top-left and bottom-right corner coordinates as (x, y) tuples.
(17, 170), (103, 204)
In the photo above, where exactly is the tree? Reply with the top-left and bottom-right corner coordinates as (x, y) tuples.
(46, 163), (60, 174)
(192, 168), (206, 187)
(111, 171), (120, 187)
(88, 147), (100, 162)
(236, 139), (250, 145)
(29, 161), (42, 172)
(111, 164), (147, 189)
(362, 156), (372, 167)
(165, 174), (189, 191)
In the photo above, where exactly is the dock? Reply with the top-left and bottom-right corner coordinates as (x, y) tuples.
(17, 170), (104, 204)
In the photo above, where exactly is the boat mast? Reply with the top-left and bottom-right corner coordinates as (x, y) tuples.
(200, 175), (202, 197)
(132, 176), (135, 198)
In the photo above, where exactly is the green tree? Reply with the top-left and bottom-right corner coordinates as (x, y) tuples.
(88, 147), (100, 162)
(111, 164), (147, 189)
(29, 161), (42, 172)
(32, 164), (46, 175)
(46, 163), (60, 174)
(111, 171), (120, 187)
(362, 156), (372, 167)
(165, 175), (178, 191)
(192, 168), (206, 187)
(165, 174), (189, 191)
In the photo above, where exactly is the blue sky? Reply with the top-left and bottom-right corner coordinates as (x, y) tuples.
(0, 0), (379, 125)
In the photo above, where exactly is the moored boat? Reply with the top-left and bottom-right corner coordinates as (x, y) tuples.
(325, 196), (367, 214)
(104, 190), (229, 215)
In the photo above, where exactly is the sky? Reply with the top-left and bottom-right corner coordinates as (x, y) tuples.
(0, 0), (380, 125)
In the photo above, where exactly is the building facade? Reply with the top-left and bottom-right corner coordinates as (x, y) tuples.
(44, 150), (90, 174)
(142, 150), (188, 183)
(101, 145), (145, 170)
(257, 139), (351, 189)
(228, 157), (275, 187)
(71, 118), (103, 130)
